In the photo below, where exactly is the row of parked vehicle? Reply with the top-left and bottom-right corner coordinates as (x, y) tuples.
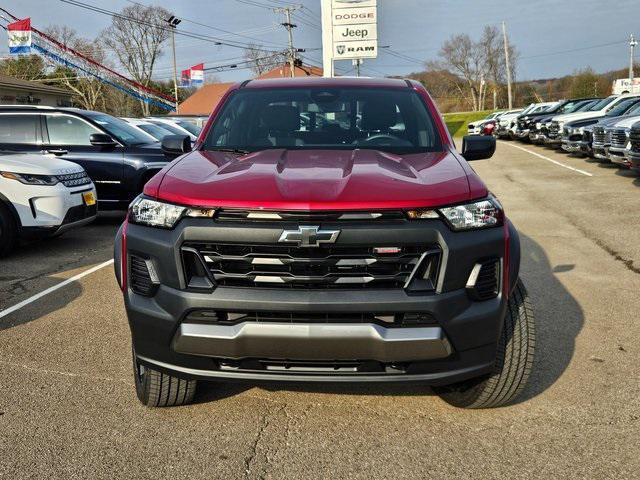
(0, 105), (205, 255)
(468, 93), (640, 172)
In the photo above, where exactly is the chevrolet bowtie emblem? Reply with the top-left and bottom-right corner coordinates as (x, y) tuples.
(278, 226), (340, 248)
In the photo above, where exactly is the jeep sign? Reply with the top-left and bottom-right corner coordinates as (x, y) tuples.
(332, 24), (378, 42)
(321, 0), (378, 73)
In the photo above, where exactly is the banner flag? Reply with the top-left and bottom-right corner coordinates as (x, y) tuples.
(8, 18), (32, 55)
(180, 63), (205, 87)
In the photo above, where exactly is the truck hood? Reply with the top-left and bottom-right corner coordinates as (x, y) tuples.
(609, 115), (640, 129)
(553, 111), (605, 123)
(151, 148), (485, 210)
(0, 153), (85, 175)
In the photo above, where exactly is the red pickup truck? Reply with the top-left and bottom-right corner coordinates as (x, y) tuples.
(115, 77), (535, 409)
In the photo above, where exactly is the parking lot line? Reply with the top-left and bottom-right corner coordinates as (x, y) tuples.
(501, 142), (594, 177)
(0, 259), (114, 319)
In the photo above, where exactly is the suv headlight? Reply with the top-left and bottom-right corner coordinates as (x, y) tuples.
(0, 172), (59, 185)
(406, 197), (503, 231)
(129, 196), (215, 228)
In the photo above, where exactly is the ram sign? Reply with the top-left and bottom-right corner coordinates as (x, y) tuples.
(321, 0), (378, 73)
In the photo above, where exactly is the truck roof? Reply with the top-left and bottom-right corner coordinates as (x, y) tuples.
(238, 77), (415, 90)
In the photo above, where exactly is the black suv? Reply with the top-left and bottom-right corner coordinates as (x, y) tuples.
(0, 106), (173, 209)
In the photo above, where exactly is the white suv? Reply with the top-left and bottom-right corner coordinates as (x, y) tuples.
(0, 152), (98, 256)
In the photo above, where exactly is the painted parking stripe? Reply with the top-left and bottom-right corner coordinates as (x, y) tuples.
(0, 259), (114, 319)
(501, 142), (594, 177)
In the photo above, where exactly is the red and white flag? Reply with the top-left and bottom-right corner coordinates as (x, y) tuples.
(8, 18), (31, 55)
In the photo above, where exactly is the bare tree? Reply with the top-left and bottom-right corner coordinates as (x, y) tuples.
(43, 25), (108, 110)
(427, 27), (518, 111)
(244, 43), (287, 76)
(102, 4), (171, 115)
(429, 34), (487, 111)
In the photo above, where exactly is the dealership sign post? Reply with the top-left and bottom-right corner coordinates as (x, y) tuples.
(321, 0), (378, 77)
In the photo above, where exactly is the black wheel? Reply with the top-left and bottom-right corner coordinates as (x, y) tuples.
(132, 349), (197, 407)
(0, 204), (17, 257)
(435, 279), (535, 409)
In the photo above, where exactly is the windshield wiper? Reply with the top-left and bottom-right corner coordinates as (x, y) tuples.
(208, 147), (250, 154)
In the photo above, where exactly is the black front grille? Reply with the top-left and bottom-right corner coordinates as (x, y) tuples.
(610, 129), (628, 148)
(184, 310), (436, 327)
(183, 242), (440, 290)
(629, 128), (640, 152)
(129, 255), (157, 296)
(548, 122), (560, 138)
(593, 127), (609, 145)
(57, 171), (91, 187)
(61, 203), (97, 225)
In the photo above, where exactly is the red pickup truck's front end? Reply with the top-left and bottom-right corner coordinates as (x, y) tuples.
(115, 78), (534, 409)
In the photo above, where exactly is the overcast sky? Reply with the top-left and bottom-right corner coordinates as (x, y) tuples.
(3, 0), (640, 83)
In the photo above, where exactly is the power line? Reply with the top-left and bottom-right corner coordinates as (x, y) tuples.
(122, 0), (288, 48)
(58, 0), (298, 53)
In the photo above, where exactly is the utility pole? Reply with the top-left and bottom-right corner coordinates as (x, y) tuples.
(275, 6), (301, 78)
(165, 15), (181, 111)
(629, 34), (638, 82)
(353, 59), (362, 77)
(502, 21), (513, 109)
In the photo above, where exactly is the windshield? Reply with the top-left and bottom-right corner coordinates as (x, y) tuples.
(589, 96), (618, 111)
(558, 100), (589, 114)
(175, 120), (201, 136)
(605, 99), (640, 117)
(575, 100), (598, 112)
(203, 87), (442, 154)
(624, 102), (640, 116)
(84, 113), (155, 145)
(137, 123), (174, 140)
(148, 120), (188, 136)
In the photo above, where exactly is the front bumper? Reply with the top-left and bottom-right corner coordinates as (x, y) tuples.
(608, 146), (632, 167)
(15, 184), (98, 237)
(116, 217), (520, 385)
(561, 139), (589, 153)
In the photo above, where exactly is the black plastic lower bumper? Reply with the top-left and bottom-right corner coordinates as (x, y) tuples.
(116, 216), (519, 385)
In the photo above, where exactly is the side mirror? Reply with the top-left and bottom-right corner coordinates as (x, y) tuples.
(462, 135), (496, 161)
(161, 134), (191, 157)
(90, 133), (117, 147)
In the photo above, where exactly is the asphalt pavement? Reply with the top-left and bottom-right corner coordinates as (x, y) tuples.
(0, 141), (638, 479)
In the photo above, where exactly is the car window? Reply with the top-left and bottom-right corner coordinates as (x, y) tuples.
(84, 113), (154, 145)
(137, 123), (171, 140)
(46, 115), (99, 146)
(175, 120), (201, 136)
(0, 114), (39, 144)
(203, 87), (442, 154)
(149, 120), (186, 136)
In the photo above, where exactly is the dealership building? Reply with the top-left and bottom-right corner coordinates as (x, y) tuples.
(177, 63), (323, 116)
(0, 74), (72, 107)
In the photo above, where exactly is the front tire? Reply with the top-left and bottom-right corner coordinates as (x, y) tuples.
(436, 279), (535, 409)
(0, 204), (17, 257)
(132, 349), (197, 407)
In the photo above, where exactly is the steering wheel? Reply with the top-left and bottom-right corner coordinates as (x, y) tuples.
(360, 134), (406, 146)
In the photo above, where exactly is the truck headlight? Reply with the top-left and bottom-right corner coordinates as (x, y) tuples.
(129, 196), (215, 228)
(439, 198), (503, 231)
(406, 197), (503, 231)
(0, 172), (59, 185)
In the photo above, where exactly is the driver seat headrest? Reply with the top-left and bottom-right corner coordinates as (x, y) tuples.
(260, 105), (300, 132)
(361, 100), (398, 131)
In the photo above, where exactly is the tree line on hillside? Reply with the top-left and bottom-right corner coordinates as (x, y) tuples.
(408, 25), (629, 113)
